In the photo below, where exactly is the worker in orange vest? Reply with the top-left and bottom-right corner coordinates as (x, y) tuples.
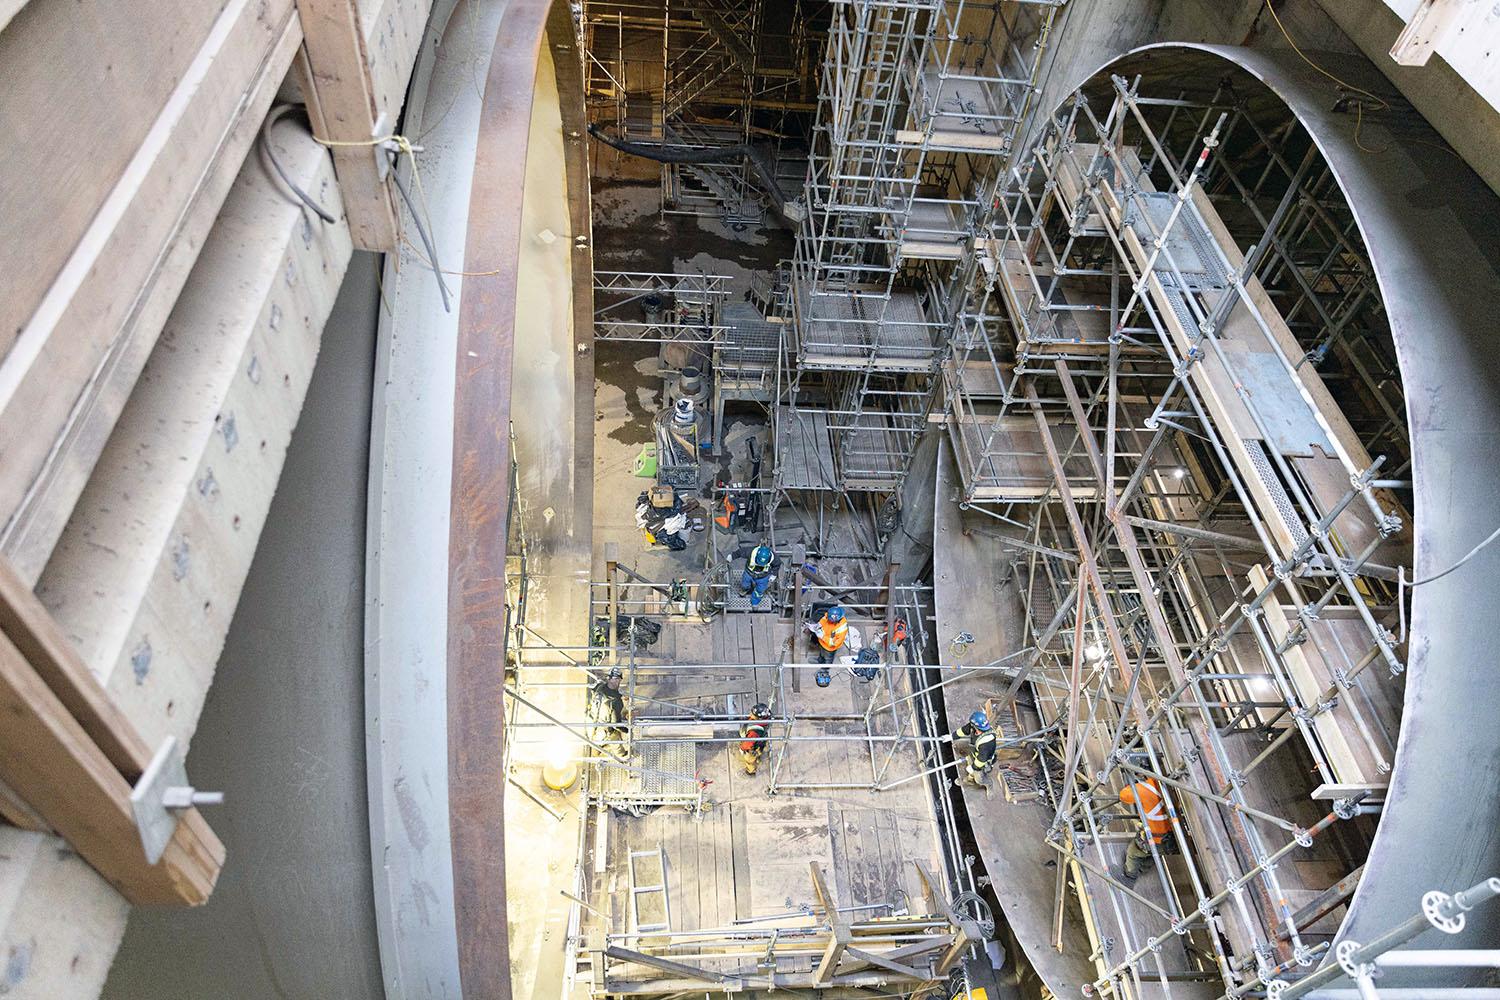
(807, 605), (849, 665)
(1119, 777), (1174, 884)
(739, 702), (772, 775)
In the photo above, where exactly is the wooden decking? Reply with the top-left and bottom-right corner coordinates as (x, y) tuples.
(578, 608), (950, 996)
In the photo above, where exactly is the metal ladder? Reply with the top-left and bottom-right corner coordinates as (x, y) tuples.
(628, 848), (672, 936)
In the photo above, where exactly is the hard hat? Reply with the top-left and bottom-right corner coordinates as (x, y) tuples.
(826, 606), (845, 623)
(969, 710), (989, 730)
(608, 666), (623, 679)
(751, 544), (773, 567)
(751, 702), (770, 718)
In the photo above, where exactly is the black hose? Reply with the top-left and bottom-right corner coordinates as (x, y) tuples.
(587, 124), (794, 224)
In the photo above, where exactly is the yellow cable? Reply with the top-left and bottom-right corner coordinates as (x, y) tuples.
(1262, 0), (1462, 159)
(401, 233), (509, 277)
(1262, 0), (1387, 113)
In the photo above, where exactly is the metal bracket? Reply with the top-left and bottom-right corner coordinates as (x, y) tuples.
(130, 736), (224, 864)
(372, 112), (394, 181)
(1336, 938), (1378, 980)
(1422, 889), (1467, 934)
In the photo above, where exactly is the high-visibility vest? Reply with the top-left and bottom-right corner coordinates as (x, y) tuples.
(1121, 780), (1172, 842)
(971, 729), (997, 766)
(817, 616), (849, 652)
(740, 720), (769, 753)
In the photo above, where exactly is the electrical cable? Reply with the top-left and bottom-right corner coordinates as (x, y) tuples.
(390, 165), (453, 313)
(258, 104), (338, 223)
(1407, 523), (1500, 587)
(1261, 0), (1387, 114)
(1397, 522), (1500, 644)
(1261, 0), (1462, 160)
(312, 130), (454, 313)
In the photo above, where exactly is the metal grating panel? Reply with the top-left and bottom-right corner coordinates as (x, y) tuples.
(1133, 192), (1227, 292)
(1245, 439), (1310, 549)
(639, 742), (698, 796)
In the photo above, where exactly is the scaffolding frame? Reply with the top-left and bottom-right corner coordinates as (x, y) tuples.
(507, 557), (1021, 996)
(581, 0), (820, 223)
(594, 269), (733, 343)
(779, 0), (1065, 502)
(934, 65), (1420, 999)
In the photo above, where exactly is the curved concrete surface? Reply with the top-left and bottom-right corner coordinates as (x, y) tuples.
(932, 443), (1098, 998)
(364, 0), (500, 993)
(102, 252), (386, 999)
(365, 0), (559, 992)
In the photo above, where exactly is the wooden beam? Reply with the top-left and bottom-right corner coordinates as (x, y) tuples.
(1277, 864), (1363, 941)
(0, 556), (149, 779)
(0, 776), (49, 832)
(0, 629), (223, 905)
(295, 0), (399, 249)
(0, 0), (301, 582)
(814, 925), (850, 985)
(1390, 0), (1462, 66)
(842, 945), (929, 980)
(913, 859), (956, 921)
(837, 935), (948, 973)
(604, 945), (736, 985)
(809, 860), (838, 914)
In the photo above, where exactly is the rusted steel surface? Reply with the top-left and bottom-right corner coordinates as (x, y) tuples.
(446, 0), (553, 992)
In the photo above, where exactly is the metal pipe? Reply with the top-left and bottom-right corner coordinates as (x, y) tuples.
(1274, 878), (1500, 999)
(1375, 950), (1500, 968)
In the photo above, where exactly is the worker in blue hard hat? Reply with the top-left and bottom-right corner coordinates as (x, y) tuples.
(738, 543), (776, 607)
(807, 605), (849, 665)
(955, 709), (997, 785)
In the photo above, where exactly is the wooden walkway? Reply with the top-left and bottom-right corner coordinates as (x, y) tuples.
(584, 608), (948, 993)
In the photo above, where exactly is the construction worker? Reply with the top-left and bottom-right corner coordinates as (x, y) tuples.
(635, 485), (690, 550)
(1118, 777), (1174, 884)
(808, 605), (849, 665)
(739, 702), (772, 775)
(886, 616), (909, 652)
(589, 667), (629, 751)
(738, 543), (776, 607)
(955, 710), (997, 785)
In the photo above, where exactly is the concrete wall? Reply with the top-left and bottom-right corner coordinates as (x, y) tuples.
(1022, 0), (1500, 198)
(0, 118), (353, 999)
(102, 253), (386, 1000)
(0, 0), (431, 994)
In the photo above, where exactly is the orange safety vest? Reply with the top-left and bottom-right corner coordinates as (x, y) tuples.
(817, 615), (849, 652)
(740, 720), (769, 753)
(1121, 779), (1172, 843)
